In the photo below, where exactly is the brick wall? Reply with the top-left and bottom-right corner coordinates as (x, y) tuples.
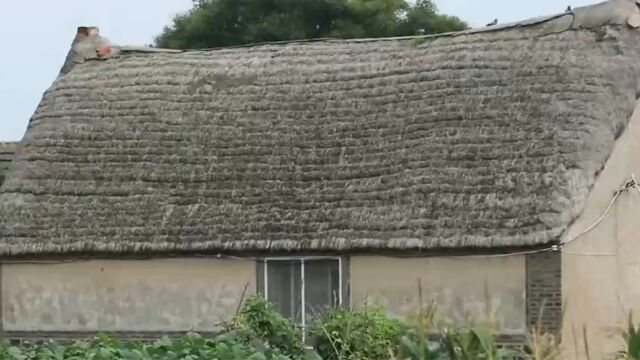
(526, 250), (562, 337)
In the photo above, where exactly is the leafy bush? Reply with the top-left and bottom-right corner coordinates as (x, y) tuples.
(234, 295), (306, 358)
(0, 332), (290, 360)
(312, 306), (404, 360)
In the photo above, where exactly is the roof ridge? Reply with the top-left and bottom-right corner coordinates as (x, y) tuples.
(114, 0), (639, 55)
(176, 12), (571, 51)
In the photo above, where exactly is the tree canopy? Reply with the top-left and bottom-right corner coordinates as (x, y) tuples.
(155, 0), (468, 49)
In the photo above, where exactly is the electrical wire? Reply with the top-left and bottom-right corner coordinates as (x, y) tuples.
(560, 250), (617, 256)
(439, 247), (554, 260)
(561, 190), (622, 246)
(538, 10), (576, 38)
(632, 174), (640, 195)
(558, 176), (640, 256)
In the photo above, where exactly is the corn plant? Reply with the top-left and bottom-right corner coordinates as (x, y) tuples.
(441, 327), (514, 360)
(393, 287), (443, 360)
(526, 322), (561, 360)
(394, 328), (443, 360)
(617, 313), (640, 360)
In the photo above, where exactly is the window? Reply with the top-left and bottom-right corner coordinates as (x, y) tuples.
(260, 258), (344, 339)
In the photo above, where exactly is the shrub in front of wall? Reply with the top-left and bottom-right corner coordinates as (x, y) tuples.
(312, 306), (404, 360)
(233, 295), (306, 358)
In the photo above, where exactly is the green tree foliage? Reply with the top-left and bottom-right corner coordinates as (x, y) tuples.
(155, 0), (468, 49)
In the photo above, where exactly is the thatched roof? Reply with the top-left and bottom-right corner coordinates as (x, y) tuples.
(0, 142), (17, 186)
(1, 0), (640, 256)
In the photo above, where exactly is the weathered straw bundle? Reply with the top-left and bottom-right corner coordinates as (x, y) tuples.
(1, 0), (639, 256)
(0, 142), (16, 186)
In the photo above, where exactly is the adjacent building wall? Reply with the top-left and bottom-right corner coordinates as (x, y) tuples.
(562, 100), (640, 360)
(1, 258), (254, 332)
(350, 255), (526, 334)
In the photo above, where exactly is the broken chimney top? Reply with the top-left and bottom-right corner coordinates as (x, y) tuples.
(77, 26), (100, 36)
(58, 26), (117, 76)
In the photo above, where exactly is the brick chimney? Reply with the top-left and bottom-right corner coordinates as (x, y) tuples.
(59, 26), (118, 75)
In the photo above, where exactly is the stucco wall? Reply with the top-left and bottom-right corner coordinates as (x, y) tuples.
(351, 256), (526, 334)
(1, 258), (254, 332)
(562, 100), (640, 360)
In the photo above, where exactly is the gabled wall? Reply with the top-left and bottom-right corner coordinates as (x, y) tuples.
(562, 99), (640, 360)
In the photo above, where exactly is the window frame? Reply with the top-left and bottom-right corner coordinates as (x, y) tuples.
(257, 256), (349, 337)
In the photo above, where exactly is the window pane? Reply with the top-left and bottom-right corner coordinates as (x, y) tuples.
(304, 259), (340, 323)
(266, 260), (302, 324)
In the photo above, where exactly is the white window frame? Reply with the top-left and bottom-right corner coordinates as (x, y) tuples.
(262, 256), (343, 339)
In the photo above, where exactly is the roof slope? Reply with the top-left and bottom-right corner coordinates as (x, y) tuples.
(1, 0), (640, 256)
(0, 142), (17, 186)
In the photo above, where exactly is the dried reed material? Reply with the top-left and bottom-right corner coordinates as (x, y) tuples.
(0, 142), (17, 186)
(1, 0), (640, 255)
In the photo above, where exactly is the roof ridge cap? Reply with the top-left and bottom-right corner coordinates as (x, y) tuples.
(90, 0), (640, 57)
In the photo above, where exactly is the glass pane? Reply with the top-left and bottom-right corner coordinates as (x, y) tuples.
(266, 260), (302, 324)
(304, 259), (340, 324)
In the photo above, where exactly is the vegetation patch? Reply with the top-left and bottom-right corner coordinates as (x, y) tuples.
(1, 295), (636, 359)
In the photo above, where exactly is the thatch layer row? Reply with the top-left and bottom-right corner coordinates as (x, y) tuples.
(0, 142), (17, 186)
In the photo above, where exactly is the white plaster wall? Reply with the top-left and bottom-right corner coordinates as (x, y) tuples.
(562, 100), (640, 359)
(351, 255), (526, 334)
(1, 258), (255, 331)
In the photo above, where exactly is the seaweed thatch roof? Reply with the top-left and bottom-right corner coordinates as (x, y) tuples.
(0, 142), (17, 186)
(1, 0), (640, 256)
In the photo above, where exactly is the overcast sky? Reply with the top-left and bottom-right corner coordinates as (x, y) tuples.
(0, 0), (600, 141)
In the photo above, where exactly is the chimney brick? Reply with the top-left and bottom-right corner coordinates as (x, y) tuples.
(59, 26), (118, 75)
